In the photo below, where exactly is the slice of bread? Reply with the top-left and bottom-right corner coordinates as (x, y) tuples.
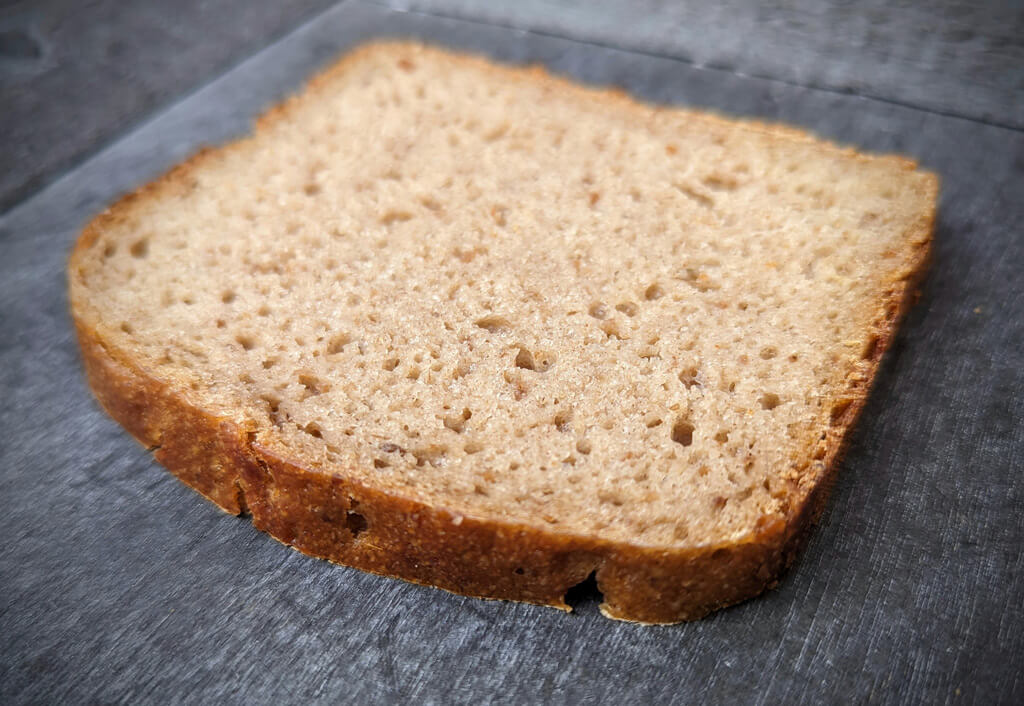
(69, 42), (936, 623)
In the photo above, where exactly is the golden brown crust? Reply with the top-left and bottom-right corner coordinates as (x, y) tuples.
(68, 41), (937, 623)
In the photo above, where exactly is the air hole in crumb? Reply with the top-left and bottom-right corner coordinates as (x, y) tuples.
(703, 173), (739, 191)
(712, 496), (728, 511)
(672, 419), (695, 446)
(599, 491), (624, 506)
(760, 346), (778, 360)
(379, 210), (413, 226)
(490, 205), (508, 227)
(373, 458), (389, 469)
(615, 302), (638, 317)
(514, 347), (535, 371)
(601, 321), (624, 339)
(327, 333), (351, 354)
(443, 408), (472, 433)
(644, 283), (664, 300)
(258, 305), (271, 317)
(262, 395), (283, 425)
(419, 195), (442, 212)
(535, 351), (556, 372)
(475, 315), (511, 333)
(129, 239), (149, 258)
(412, 445), (448, 467)
(760, 393), (781, 410)
(514, 567), (525, 575)
(576, 439), (592, 455)
(215, 319), (225, 329)
(679, 366), (700, 388)
(484, 122), (509, 141)
(714, 430), (729, 444)
(345, 512), (367, 538)
(382, 357), (400, 371)
(103, 243), (117, 258)
(682, 267), (719, 292)
(515, 347), (555, 372)
(301, 422), (323, 439)
(588, 191), (601, 206)
(645, 415), (663, 428)
(299, 373), (329, 396)
(235, 334), (256, 350)
(564, 571), (603, 613)
(120, 322), (134, 335)
(303, 182), (320, 196)
(553, 410), (573, 432)
(588, 302), (608, 319)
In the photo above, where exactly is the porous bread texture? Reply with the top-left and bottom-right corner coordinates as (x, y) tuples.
(69, 42), (936, 621)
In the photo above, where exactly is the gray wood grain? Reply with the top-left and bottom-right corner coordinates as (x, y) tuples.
(1, 1), (1021, 703)
(0, 0), (338, 213)
(390, 0), (1024, 129)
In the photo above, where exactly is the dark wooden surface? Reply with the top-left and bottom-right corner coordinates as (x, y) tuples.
(400, 0), (1024, 128)
(1, 1), (1022, 703)
(0, 0), (338, 213)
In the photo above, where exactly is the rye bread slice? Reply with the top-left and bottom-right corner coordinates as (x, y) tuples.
(68, 42), (936, 622)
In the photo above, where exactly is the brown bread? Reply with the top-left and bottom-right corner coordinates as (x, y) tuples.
(68, 42), (937, 622)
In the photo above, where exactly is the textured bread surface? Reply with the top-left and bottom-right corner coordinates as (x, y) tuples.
(69, 42), (936, 622)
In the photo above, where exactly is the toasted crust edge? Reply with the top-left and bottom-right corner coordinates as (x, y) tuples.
(68, 40), (937, 623)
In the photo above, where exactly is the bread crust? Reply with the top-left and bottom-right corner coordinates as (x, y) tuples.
(68, 41), (936, 623)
